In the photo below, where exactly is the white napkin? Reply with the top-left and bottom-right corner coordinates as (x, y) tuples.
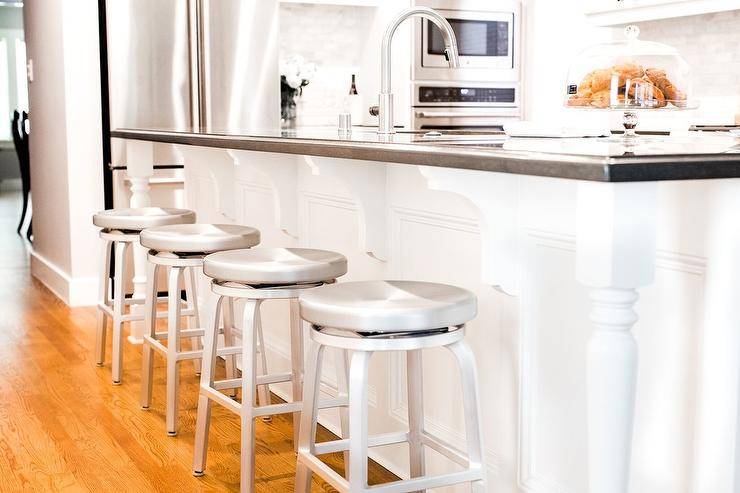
(504, 121), (611, 138)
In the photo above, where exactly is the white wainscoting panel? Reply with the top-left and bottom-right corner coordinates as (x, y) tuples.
(519, 229), (706, 493)
(179, 156), (725, 493)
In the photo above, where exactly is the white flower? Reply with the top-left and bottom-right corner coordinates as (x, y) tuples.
(298, 62), (317, 82)
(280, 54), (316, 85)
(285, 74), (303, 89)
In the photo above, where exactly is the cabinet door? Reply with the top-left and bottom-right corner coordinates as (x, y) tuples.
(583, 0), (679, 15)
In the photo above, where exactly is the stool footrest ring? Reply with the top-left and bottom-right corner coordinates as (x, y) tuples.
(212, 372), (294, 391)
(313, 431), (410, 455)
(421, 431), (470, 468)
(151, 328), (205, 340)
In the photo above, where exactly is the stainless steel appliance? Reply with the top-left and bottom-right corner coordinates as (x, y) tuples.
(411, 0), (522, 131)
(104, 0), (279, 202)
(412, 81), (520, 130)
(106, 0), (279, 134)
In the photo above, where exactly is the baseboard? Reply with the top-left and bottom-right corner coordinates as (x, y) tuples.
(30, 250), (98, 307)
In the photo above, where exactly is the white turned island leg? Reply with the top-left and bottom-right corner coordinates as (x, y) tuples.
(125, 140), (155, 343)
(576, 181), (658, 493)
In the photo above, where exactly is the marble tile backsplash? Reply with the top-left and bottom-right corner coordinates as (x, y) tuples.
(280, 3), (374, 126)
(637, 10), (740, 123)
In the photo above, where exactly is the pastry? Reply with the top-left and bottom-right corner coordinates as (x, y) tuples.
(567, 94), (593, 107)
(645, 68), (686, 102)
(578, 68), (612, 96)
(627, 78), (666, 108)
(589, 89), (625, 109)
(612, 62), (645, 86)
(568, 62), (682, 108)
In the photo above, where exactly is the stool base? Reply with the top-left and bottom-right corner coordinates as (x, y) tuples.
(295, 325), (487, 493)
(193, 280), (348, 493)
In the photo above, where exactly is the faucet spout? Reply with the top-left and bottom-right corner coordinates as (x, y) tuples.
(378, 7), (459, 135)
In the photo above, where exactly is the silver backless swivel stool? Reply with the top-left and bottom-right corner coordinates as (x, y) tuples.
(192, 247), (348, 493)
(139, 223), (261, 436)
(92, 207), (196, 384)
(295, 280), (487, 493)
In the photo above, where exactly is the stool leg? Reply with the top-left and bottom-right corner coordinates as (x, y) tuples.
(240, 299), (261, 493)
(335, 348), (351, 474)
(256, 309), (271, 416)
(289, 298), (303, 450)
(111, 241), (128, 385)
(184, 266), (202, 375)
(348, 351), (373, 491)
(193, 295), (224, 477)
(95, 239), (112, 366)
(140, 260), (159, 409)
(166, 266), (184, 436)
(407, 349), (426, 486)
(222, 297), (238, 398)
(447, 340), (486, 492)
(295, 339), (326, 493)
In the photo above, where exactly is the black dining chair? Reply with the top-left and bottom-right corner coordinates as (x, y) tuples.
(11, 110), (31, 241)
(20, 112), (31, 241)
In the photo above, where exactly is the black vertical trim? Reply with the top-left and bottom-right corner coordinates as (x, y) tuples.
(97, 0), (113, 209)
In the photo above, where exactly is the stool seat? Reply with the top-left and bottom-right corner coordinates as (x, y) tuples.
(140, 224), (260, 254)
(204, 247), (347, 285)
(299, 280), (477, 333)
(93, 207), (195, 231)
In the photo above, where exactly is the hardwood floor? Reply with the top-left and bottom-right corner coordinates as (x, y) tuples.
(0, 191), (397, 492)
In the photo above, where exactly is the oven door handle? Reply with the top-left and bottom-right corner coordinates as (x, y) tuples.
(415, 110), (506, 118)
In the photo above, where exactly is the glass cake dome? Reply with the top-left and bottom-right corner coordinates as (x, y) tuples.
(564, 25), (696, 140)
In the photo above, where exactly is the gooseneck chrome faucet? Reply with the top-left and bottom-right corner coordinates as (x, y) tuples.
(377, 7), (459, 135)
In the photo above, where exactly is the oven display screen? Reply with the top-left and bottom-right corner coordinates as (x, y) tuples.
(428, 18), (509, 57)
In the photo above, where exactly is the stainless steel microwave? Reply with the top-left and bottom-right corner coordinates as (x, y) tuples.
(414, 0), (521, 83)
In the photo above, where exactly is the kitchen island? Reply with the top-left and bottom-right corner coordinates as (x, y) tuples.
(112, 127), (740, 493)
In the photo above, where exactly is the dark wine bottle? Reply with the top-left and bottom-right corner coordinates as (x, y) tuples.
(349, 74), (359, 95)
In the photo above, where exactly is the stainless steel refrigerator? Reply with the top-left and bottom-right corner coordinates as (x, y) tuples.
(106, 0), (279, 132)
(105, 0), (280, 204)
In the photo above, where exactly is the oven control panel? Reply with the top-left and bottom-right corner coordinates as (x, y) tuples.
(418, 86), (516, 104)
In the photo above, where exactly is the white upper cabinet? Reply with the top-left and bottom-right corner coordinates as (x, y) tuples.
(584, 0), (740, 26)
(279, 0), (383, 6)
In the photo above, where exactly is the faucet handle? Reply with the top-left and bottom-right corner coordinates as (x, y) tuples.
(369, 105), (380, 117)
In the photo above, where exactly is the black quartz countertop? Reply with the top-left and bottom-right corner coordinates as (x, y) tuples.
(110, 126), (740, 182)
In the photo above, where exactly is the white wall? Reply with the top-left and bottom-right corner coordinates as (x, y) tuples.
(24, 0), (104, 306)
(279, 0), (412, 128)
(637, 9), (740, 124)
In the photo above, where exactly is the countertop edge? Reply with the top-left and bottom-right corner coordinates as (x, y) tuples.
(111, 129), (740, 183)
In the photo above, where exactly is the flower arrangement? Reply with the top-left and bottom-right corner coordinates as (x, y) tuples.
(280, 55), (317, 126)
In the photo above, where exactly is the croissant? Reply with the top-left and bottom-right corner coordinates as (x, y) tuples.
(590, 89), (625, 109)
(578, 68), (612, 96)
(627, 78), (667, 108)
(612, 62), (645, 86)
(645, 68), (686, 102)
(567, 94), (593, 107)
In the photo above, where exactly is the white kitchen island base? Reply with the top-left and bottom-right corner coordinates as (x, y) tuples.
(116, 137), (740, 493)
